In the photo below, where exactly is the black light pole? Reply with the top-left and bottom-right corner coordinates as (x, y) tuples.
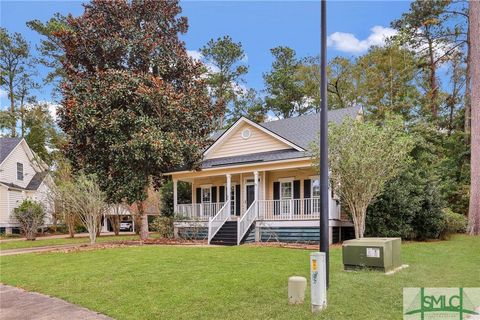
(319, 0), (329, 288)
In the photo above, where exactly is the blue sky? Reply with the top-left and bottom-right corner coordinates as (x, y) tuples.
(0, 0), (412, 107)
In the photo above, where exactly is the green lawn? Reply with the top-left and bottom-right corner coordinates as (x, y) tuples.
(0, 234), (141, 250)
(1, 235), (479, 320)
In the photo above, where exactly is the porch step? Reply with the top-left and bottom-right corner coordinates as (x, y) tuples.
(210, 221), (238, 246)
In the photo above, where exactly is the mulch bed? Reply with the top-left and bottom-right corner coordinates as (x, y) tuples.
(245, 242), (343, 250)
(143, 238), (207, 245)
(50, 238), (208, 254)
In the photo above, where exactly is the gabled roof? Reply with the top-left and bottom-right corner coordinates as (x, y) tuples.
(203, 116), (304, 158)
(260, 106), (362, 149)
(168, 106), (362, 173)
(26, 171), (49, 190)
(0, 171), (48, 191)
(0, 137), (22, 165)
(209, 106), (362, 150)
(0, 137), (49, 171)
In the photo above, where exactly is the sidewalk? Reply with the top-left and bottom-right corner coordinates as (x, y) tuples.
(0, 232), (134, 243)
(0, 284), (112, 320)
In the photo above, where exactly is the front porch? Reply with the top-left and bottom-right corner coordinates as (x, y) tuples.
(171, 163), (352, 245)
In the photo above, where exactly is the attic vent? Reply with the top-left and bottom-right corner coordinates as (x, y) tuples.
(241, 128), (251, 139)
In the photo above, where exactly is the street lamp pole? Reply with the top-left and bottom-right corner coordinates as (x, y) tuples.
(319, 0), (329, 288)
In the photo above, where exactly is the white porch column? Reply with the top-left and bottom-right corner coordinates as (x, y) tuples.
(173, 179), (178, 214)
(226, 174), (232, 216)
(254, 171), (259, 217)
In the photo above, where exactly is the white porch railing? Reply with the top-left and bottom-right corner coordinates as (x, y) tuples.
(176, 203), (225, 221)
(208, 201), (230, 244)
(237, 200), (257, 245)
(258, 198), (340, 220)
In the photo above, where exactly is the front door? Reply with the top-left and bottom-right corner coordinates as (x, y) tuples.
(246, 184), (255, 209)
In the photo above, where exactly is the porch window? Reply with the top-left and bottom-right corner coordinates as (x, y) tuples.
(16, 162), (23, 181)
(201, 187), (211, 203)
(311, 179), (320, 198)
(311, 178), (320, 214)
(280, 181), (292, 200)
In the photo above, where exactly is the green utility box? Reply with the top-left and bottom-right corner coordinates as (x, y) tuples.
(342, 238), (401, 273)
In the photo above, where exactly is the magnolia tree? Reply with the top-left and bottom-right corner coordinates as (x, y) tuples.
(12, 200), (46, 240)
(51, 0), (219, 242)
(61, 173), (107, 244)
(311, 116), (414, 238)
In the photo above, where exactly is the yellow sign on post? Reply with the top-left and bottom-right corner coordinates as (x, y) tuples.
(312, 259), (317, 272)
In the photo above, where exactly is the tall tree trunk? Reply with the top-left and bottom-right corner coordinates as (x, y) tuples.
(8, 77), (16, 137)
(468, 0), (480, 236)
(66, 212), (76, 238)
(427, 37), (438, 119)
(137, 201), (149, 241)
(465, 14), (472, 143)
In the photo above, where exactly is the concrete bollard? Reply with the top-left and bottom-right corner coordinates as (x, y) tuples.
(288, 276), (307, 304)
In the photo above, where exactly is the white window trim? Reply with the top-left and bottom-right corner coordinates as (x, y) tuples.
(278, 177), (294, 183)
(16, 162), (24, 181)
(279, 180), (294, 201)
(311, 177), (320, 199)
(201, 186), (212, 204)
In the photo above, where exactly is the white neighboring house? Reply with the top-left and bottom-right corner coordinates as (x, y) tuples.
(0, 137), (53, 234)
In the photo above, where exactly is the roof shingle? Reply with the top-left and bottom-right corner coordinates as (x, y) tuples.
(0, 138), (22, 164)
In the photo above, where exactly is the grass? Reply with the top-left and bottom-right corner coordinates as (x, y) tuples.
(1, 235), (479, 320)
(0, 234), (141, 250)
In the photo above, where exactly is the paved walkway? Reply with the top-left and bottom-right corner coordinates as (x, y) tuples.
(0, 244), (84, 257)
(0, 232), (135, 243)
(0, 284), (112, 320)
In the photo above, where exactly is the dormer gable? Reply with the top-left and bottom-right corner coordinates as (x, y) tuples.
(204, 117), (304, 160)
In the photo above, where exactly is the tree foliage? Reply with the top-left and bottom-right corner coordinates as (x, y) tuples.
(0, 27), (33, 137)
(27, 13), (68, 92)
(200, 35), (248, 125)
(311, 116), (415, 238)
(366, 132), (446, 240)
(264, 46), (311, 118)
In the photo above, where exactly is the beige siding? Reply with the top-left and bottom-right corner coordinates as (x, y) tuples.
(1, 189), (25, 225)
(0, 142), (38, 189)
(206, 123), (291, 159)
(0, 187), (9, 224)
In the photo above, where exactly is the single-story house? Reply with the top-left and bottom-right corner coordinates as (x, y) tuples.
(0, 138), (53, 234)
(167, 106), (362, 245)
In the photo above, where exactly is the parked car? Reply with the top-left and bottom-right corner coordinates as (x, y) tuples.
(120, 221), (133, 232)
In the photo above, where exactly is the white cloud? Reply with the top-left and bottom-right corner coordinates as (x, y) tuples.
(33, 100), (60, 122)
(0, 89), (7, 98)
(187, 49), (220, 73)
(187, 50), (203, 61)
(47, 103), (59, 121)
(328, 26), (397, 54)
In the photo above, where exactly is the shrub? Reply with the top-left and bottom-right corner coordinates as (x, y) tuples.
(366, 153), (446, 240)
(12, 200), (46, 240)
(151, 216), (174, 238)
(439, 208), (467, 240)
(160, 180), (192, 216)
